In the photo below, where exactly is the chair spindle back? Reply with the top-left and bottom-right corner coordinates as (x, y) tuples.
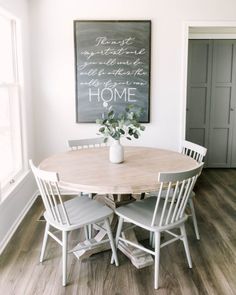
(68, 138), (106, 150)
(181, 140), (207, 163)
(29, 160), (70, 226)
(151, 163), (203, 227)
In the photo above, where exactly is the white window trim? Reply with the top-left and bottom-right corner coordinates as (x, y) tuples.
(0, 7), (28, 202)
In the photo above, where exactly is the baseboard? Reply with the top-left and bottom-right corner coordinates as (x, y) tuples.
(0, 190), (39, 255)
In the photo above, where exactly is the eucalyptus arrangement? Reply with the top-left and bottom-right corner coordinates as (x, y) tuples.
(96, 105), (146, 164)
(96, 105), (146, 143)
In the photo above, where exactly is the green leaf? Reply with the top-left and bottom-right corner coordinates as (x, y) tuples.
(128, 104), (134, 110)
(112, 132), (120, 140)
(125, 119), (131, 126)
(108, 110), (114, 117)
(128, 128), (133, 135)
(96, 104), (145, 142)
(99, 127), (105, 133)
(119, 128), (125, 135)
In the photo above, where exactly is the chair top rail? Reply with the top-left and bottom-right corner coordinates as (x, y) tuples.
(29, 159), (70, 226)
(67, 137), (105, 149)
(182, 140), (207, 158)
(158, 163), (204, 183)
(29, 160), (59, 182)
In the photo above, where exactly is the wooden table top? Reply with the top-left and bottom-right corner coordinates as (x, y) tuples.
(40, 146), (198, 194)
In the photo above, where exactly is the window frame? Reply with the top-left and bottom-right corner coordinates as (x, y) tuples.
(0, 7), (26, 201)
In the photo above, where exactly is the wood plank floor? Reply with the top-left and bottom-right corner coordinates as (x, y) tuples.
(0, 169), (236, 295)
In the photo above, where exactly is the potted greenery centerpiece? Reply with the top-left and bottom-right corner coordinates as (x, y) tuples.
(96, 105), (146, 163)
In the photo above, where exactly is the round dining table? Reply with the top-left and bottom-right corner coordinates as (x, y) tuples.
(40, 146), (198, 195)
(39, 146), (198, 269)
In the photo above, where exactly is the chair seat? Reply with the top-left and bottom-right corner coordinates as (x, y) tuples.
(44, 196), (113, 231)
(115, 197), (187, 232)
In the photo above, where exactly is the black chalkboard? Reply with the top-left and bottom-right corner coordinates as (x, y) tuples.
(74, 20), (151, 123)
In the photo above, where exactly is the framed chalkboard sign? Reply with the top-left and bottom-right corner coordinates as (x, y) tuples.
(74, 20), (151, 123)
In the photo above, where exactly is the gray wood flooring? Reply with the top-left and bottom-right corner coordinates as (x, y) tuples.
(0, 169), (236, 295)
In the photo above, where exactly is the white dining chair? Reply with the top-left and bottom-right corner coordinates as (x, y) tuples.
(112, 163), (203, 289)
(181, 140), (207, 239)
(29, 160), (118, 286)
(149, 140), (207, 241)
(67, 137), (107, 239)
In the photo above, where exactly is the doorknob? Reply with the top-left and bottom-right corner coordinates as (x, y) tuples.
(230, 107), (235, 111)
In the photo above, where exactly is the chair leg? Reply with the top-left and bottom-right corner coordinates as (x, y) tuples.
(189, 198), (200, 240)
(104, 218), (119, 267)
(180, 224), (192, 268)
(88, 224), (92, 239)
(154, 232), (161, 290)
(152, 232), (155, 248)
(149, 232), (154, 247)
(84, 225), (89, 240)
(62, 231), (68, 286)
(40, 221), (50, 263)
(111, 217), (124, 264)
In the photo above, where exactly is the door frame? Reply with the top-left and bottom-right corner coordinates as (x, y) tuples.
(180, 21), (236, 151)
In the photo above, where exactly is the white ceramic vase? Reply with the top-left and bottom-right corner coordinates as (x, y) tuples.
(109, 139), (124, 164)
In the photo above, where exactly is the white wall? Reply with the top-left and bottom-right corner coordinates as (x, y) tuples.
(29, 0), (236, 162)
(0, 0), (36, 253)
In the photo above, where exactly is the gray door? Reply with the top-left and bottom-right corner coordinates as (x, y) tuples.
(208, 40), (236, 167)
(187, 39), (236, 167)
(186, 40), (212, 164)
(231, 115), (236, 166)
